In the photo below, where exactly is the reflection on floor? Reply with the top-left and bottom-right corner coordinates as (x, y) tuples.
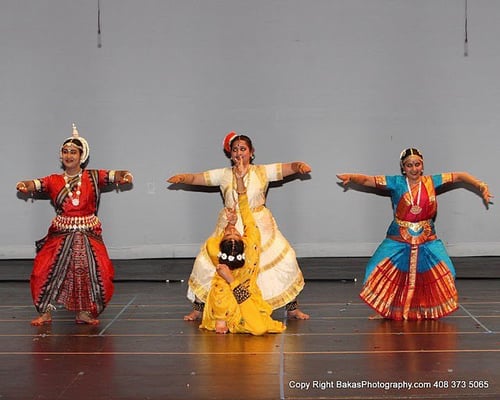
(0, 258), (498, 399)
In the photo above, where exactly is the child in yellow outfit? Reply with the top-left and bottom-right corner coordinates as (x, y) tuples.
(200, 159), (286, 335)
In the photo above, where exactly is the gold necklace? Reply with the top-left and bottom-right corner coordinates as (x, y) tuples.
(406, 177), (422, 215)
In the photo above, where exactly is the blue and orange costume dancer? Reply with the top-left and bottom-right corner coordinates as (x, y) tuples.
(337, 148), (492, 320)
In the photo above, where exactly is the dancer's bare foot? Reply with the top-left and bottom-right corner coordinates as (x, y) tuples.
(215, 320), (228, 334)
(76, 311), (99, 325)
(31, 312), (52, 326)
(287, 308), (310, 320)
(368, 313), (383, 320)
(184, 309), (202, 321)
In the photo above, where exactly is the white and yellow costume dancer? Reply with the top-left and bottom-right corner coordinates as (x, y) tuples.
(189, 163), (305, 309)
(168, 132), (311, 318)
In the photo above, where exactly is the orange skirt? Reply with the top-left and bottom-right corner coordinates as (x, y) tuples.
(360, 238), (458, 320)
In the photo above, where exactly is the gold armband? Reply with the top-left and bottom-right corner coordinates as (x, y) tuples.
(109, 170), (116, 183)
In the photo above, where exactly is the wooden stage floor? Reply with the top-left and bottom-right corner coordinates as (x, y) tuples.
(0, 258), (498, 399)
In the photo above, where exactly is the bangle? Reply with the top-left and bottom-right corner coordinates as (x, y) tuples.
(123, 172), (133, 183)
(109, 170), (116, 183)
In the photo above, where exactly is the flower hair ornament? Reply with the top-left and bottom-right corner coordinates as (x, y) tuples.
(61, 123), (90, 165)
(223, 131), (238, 154)
(218, 252), (245, 262)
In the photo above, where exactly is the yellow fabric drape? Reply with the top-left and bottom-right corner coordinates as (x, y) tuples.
(200, 192), (285, 335)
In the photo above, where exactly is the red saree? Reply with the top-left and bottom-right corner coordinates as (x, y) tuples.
(30, 169), (114, 316)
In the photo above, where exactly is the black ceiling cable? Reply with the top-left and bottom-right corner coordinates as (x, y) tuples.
(97, 0), (102, 48)
(464, 0), (468, 56)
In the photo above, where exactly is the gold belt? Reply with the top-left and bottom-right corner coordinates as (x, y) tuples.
(394, 218), (434, 245)
(52, 214), (100, 231)
(395, 218), (432, 231)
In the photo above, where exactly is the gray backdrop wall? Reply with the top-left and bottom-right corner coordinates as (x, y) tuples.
(1, 0), (499, 259)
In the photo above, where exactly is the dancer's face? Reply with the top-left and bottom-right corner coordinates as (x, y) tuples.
(402, 156), (424, 183)
(223, 224), (242, 241)
(231, 139), (254, 166)
(61, 146), (82, 172)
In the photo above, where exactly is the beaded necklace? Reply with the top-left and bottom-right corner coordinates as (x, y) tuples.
(64, 170), (82, 206)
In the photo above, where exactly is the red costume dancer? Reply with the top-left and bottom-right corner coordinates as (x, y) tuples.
(16, 124), (133, 325)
